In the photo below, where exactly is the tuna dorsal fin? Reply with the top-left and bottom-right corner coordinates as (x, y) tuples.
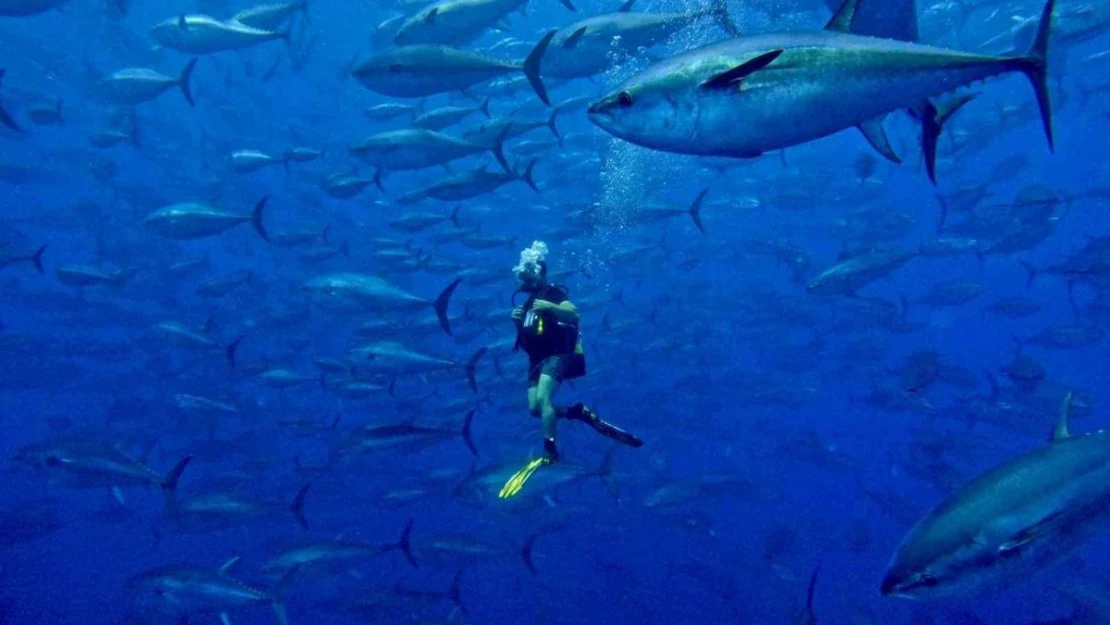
(857, 117), (901, 163)
(563, 26), (587, 49)
(424, 7), (438, 23)
(219, 556), (241, 576)
(178, 14), (188, 30)
(1052, 391), (1073, 441)
(617, 0), (635, 12)
(699, 49), (783, 91)
(825, 0), (863, 32)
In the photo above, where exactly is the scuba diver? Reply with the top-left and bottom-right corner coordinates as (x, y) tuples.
(500, 241), (643, 499)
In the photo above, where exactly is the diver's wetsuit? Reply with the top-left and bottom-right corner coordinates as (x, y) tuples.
(515, 285), (582, 385)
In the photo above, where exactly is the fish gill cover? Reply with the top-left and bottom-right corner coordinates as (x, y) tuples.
(0, 0), (1107, 623)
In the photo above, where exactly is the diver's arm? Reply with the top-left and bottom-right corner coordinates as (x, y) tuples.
(537, 299), (581, 326)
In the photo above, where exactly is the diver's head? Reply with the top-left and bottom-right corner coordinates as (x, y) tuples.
(513, 241), (549, 292)
(518, 259), (547, 291)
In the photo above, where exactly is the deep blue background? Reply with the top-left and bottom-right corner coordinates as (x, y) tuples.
(1, 0), (1108, 624)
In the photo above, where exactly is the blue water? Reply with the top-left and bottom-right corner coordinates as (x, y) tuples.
(0, 0), (1107, 623)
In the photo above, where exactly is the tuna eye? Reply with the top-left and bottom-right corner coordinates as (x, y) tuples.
(920, 574), (938, 588)
(618, 92), (633, 107)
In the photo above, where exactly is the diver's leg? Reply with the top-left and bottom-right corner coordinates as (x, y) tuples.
(566, 401), (644, 448)
(536, 373), (561, 444)
(527, 383), (540, 418)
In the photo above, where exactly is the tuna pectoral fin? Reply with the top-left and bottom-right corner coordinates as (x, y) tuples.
(1018, 0), (1055, 151)
(557, 0), (576, 11)
(433, 278), (463, 335)
(857, 117), (901, 164)
(523, 31), (556, 106)
(179, 59), (198, 107)
(161, 455), (194, 516)
(251, 197), (271, 242)
(699, 49), (783, 91)
(999, 512), (1065, 558)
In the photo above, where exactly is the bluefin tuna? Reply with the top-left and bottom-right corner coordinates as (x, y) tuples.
(301, 274), (461, 335)
(144, 197), (270, 242)
(883, 394), (1110, 599)
(151, 14), (290, 54)
(99, 60), (197, 107)
(352, 42), (548, 103)
(588, 0), (1056, 184)
(394, 0), (574, 46)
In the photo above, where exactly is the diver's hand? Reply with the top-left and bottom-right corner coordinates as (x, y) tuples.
(531, 299), (554, 312)
(511, 307), (524, 322)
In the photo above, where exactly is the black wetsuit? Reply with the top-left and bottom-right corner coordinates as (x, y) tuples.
(515, 285), (581, 384)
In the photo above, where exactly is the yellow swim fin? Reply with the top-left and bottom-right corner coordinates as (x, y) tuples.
(499, 457), (550, 499)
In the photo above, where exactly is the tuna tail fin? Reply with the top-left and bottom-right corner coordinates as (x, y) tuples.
(179, 59), (198, 107)
(688, 188), (708, 235)
(1019, 0), (1055, 151)
(433, 278), (462, 335)
(491, 126), (511, 173)
(251, 197), (270, 242)
(226, 335), (245, 370)
(161, 455), (193, 516)
(291, 483), (311, 529)
(398, 518), (418, 568)
(461, 408), (479, 455)
(803, 566), (820, 621)
(29, 244), (47, 274)
(546, 110), (561, 142)
(270, 565), (299, 625)
(707, 0), (739, 37)
(448, 571), (467, 615)
(523, 31), (556, 106)
(1020, 260), (1038, 288)
(521, 531), (541, 573)
(920, 94), (975, 184)
(465, 348), (486, 395)
(1053, 391), (1073, 441)
(597, 446), (620, 500)
(520, 159), (539, 193)
(0, 69), (22, 132)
